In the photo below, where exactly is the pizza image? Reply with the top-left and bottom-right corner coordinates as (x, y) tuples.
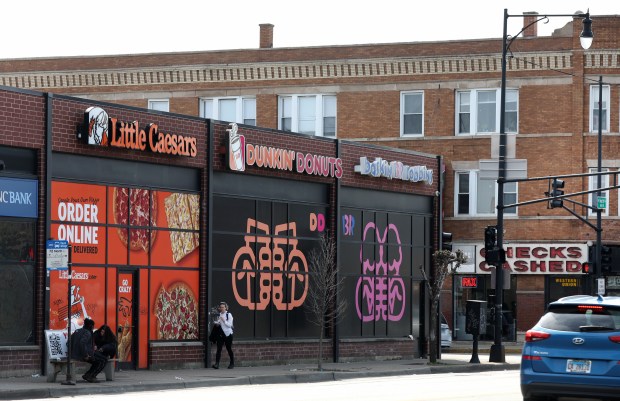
(112, 187), (157, 252)
(164, 193), (200, 262)
(154, 282), (198, 340)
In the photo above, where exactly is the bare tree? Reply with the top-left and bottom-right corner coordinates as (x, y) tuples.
(304, 233), (347, 371)
(421, 249), (467, 363)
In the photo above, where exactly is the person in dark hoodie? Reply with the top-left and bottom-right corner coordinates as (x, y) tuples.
(70, 318), (107, 383)
(93, 324), (117, 359)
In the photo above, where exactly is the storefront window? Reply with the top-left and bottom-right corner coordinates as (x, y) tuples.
(212, 195), (326, 339)
(546, 276), (584, 305)
(339, 209), (426, 338)
(0, 220), (35, 344)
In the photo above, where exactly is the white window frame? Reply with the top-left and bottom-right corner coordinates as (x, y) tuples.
(199, 96), (256, 126)
(589, 84), (610, 133)
(277, 94), (336, 137)
(590, 167), (609, 216)
(400, 91), (424, 136)
(148, 99), (169, 112)
(454, 170), (518, 216)
(455, 89), (518, 135)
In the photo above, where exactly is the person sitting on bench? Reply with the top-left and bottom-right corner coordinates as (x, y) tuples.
(70, 318), (107, 383)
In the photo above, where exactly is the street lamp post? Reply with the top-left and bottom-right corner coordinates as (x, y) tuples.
(491, 8), (593, 363)
(595, 75), (603, 287)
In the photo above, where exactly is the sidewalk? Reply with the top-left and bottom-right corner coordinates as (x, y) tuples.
(0, 349), (522, 400)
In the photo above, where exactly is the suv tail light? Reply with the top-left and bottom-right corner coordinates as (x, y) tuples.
(609, 335), (620, 344)
(525, 330), (551, 342)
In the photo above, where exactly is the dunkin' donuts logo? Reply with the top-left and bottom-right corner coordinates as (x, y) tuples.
(227, 123), (245, 172)
(77, 106), (197, 157)
(226, 122), (343, 179)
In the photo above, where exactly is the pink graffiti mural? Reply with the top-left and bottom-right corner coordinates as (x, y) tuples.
(355, 222), (406, 322)
(232, 218), (308, 310)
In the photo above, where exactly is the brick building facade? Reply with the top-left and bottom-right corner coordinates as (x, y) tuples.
(0, 85), (440, 376)
(1, 10), (620, 373)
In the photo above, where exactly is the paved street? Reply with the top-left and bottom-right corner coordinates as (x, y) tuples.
(24, 370), (524, 401)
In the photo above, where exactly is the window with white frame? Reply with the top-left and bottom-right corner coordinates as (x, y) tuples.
(455, 171), (517, 216)
(456, 89), (518, 135)
(589, 167), (609, 216)
(199, 97), (256, 126)
(400, 91), (424, 136)
(148, 99), (169, 112)
(278, 94), (336, 137)
(590, 84), (610, 133)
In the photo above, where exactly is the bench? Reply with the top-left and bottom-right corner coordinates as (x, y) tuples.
(44, 329), (116, 383)
(47, 358), (117, 383)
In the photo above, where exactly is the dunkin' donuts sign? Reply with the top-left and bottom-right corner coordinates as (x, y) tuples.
(227, 123), (343, 179)
(77, 107), (197, 157)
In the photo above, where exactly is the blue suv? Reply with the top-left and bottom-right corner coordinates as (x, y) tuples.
(521, 295), (620, 401)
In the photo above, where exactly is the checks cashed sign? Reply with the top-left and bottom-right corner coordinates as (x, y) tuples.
(476, 243), (587, 274)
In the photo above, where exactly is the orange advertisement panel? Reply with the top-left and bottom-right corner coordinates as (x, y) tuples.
(50, 223), (107, 265)
(51, 181), (107, 223)
(106, 267), (117, 328)
(49, 267), (106, 331)
(151, 191), (200, 268)
(117, 272), (134, 363)
(50, 181), (107, 265)
(149, 269), (199, 341)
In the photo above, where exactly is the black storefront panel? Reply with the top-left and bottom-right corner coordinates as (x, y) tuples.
(339, 186), (432, 339)
(212, 173), (328, 340)
(0, 146), (38, 345)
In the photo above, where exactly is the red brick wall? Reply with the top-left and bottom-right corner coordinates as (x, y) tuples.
(0, 88), (46, 376)
(219, 339), (415, 367)
(149, 344), (204, 370)
(0, 348), (40, 378)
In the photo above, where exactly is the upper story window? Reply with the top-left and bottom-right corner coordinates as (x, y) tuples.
(200, 97), (256, 126)
(278, 94), (336, 137)
(400, 91), (424, 136)
(590, 85), (610, 133)
(456, 89), (518, 135)
(148, 99), (169, 112)
(455, 170), (517, 216)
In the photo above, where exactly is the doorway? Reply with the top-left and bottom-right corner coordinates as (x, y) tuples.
(116, 269), (138, 370)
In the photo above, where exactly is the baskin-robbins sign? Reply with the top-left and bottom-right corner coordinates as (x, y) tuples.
(227, 123), (343, 179)
(354, 157), (433, 185)
(77, 106), (197, 157)
(0, 177), (38, 218)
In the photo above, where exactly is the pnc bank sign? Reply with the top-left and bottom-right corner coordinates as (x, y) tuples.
(77, 107), (197, 157)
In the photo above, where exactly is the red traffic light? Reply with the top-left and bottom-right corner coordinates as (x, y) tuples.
(582, 262), (593, 274)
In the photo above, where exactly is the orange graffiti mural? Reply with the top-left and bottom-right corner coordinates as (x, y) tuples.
(232, 218), (308, 310)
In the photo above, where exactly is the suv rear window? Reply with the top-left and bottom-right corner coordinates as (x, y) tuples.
(538, 305), (620, 332)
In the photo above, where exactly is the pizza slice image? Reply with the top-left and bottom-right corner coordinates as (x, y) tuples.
(112, 187), (157, 252)
(154, 282), (198, 340)
(164, 193), (200, 263)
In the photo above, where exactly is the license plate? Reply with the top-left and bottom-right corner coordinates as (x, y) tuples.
(566, 359), (591, 374)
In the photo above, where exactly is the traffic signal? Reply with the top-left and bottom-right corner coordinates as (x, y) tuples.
(484, 226), (504, 266)
(484, 226), (497, 251)
(550, 179), (565, 208)
(582, 262), (594, 274)
(601, 246), (612, 272)
(442, 232), (453, 251)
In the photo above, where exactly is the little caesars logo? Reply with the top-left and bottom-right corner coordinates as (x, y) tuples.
(77, 106), (197, 157)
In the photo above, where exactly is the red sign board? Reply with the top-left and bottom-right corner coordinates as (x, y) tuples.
(461, 276), (478, 288)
